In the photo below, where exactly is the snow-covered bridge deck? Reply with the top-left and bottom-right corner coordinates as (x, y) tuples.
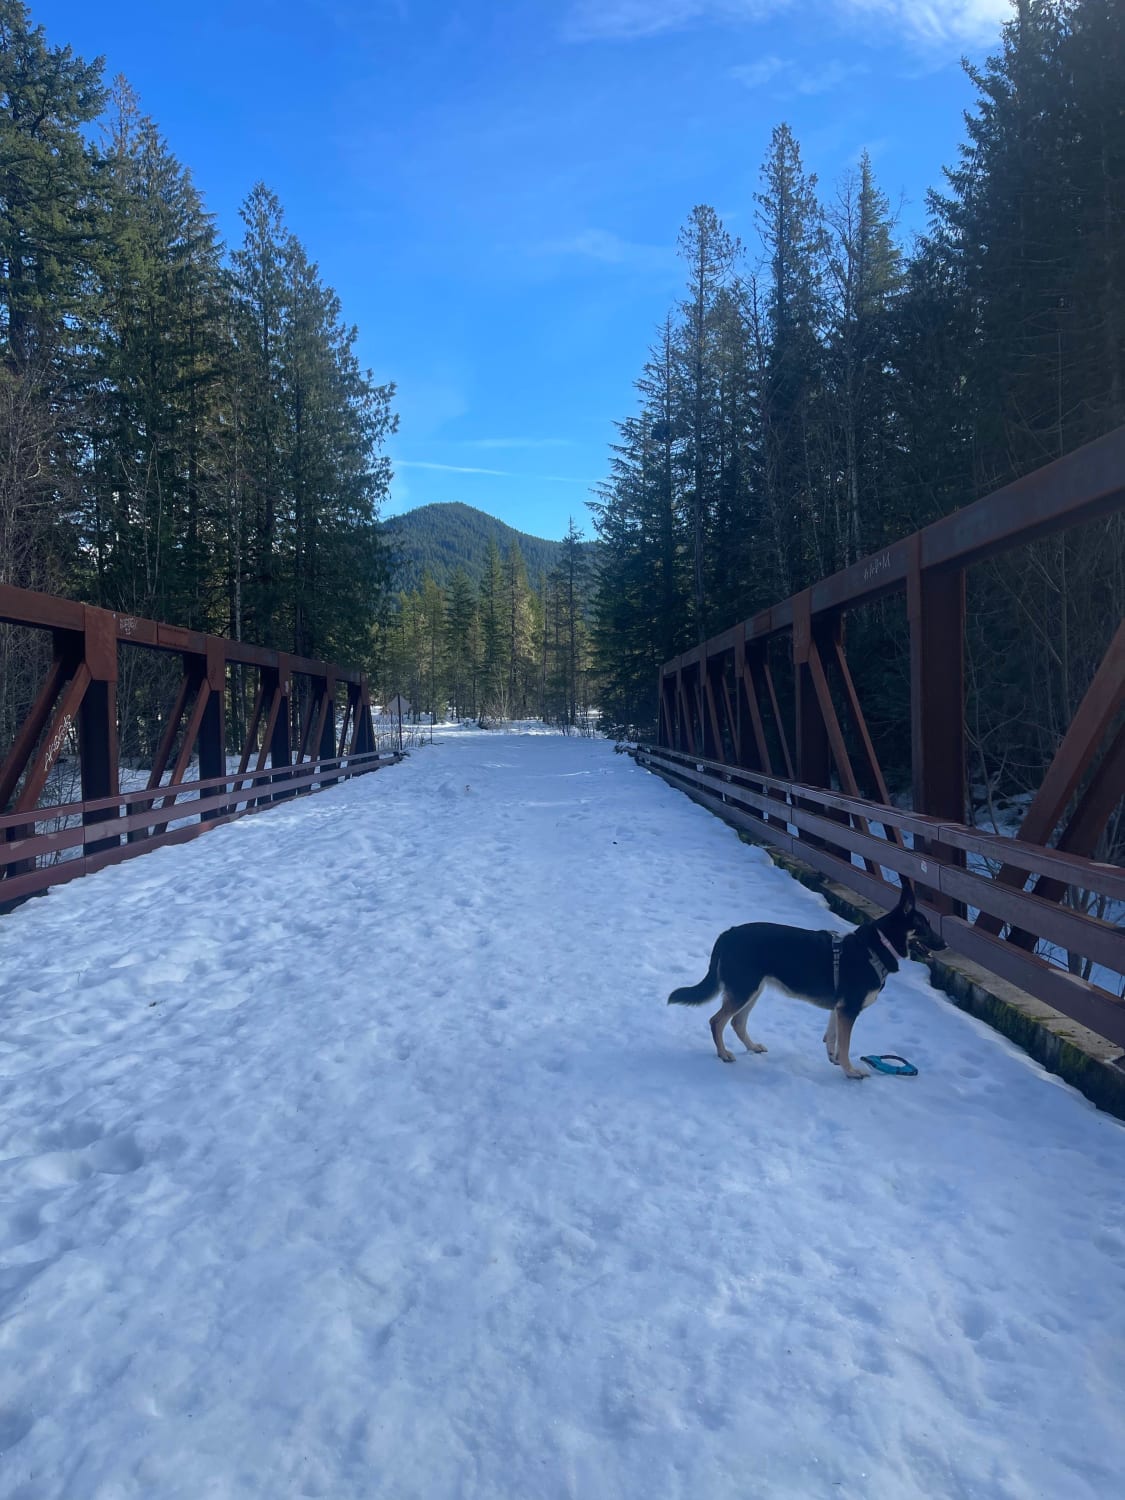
(2, 728), (1123, 1499)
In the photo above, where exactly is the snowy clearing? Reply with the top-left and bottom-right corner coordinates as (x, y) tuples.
(1, 727), (1123, 1500)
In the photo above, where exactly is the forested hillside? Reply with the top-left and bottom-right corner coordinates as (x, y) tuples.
(380, 502), (597, 591)
(372, 521), (594, 731)
(590, 0), (1124, 850)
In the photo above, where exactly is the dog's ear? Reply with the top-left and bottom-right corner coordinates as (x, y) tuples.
(898, 882), (915, 915)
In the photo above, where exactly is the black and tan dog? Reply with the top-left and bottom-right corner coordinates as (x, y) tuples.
(668, 887), (944, 1078)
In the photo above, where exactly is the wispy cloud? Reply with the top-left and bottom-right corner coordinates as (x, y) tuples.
(566, 0), (1008, 50)
(732, 54), (868, 95)
(393, 460), (590, 485)
(840, 1), (1010, 49)
(464, 437), (574, 451)
(536, 228), (673, 273)
(729, 55), (787, 89)
(565, 1), (784, 43)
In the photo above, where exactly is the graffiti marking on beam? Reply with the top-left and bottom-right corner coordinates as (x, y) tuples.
(861, 549), (893, 585)
(43, 714), (74, 775)
(118, 616), (138, 637)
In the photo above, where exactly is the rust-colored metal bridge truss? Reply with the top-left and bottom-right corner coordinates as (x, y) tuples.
(642, 427), (1125, 1048)
(1, 586), (397, 908)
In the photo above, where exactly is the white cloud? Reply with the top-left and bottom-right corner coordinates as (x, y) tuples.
(730, 54), (867, 94)
(465, 437), (574, 451)
(729, 54), (787, 88)
(795, 57), (869, 93)
(537, 228), (673, 273)
(565, 0), (1010, 50)
(840, 0), (1011, 48)
(565, 1), (785, 43)
(393, 460), (590, 485)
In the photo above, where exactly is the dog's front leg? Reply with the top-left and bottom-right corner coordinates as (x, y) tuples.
(824, 1009), (839, 1064)
(832, 1010), (867, 1079)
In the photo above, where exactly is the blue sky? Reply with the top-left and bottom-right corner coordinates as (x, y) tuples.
(38, 0), (1012, 540)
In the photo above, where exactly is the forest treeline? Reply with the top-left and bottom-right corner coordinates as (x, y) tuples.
(374, 523), (592, 729)
(590, 0), (1124, 825)
(4, 0), (1123, 810)
(0, 0), (394, 754)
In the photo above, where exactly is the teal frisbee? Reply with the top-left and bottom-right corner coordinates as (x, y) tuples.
(860, 1054), (918, 1076)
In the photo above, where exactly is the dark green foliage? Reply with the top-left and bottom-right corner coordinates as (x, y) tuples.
(592, 0), (1125, 816)
(381, 500), (598, 593)
(372, 520), (594, 729)
(0, 1), (395, 681)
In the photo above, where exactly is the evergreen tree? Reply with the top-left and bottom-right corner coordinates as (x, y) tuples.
(675, 205), (739, 639)
(478, 536), (505, 717)
(444, 566), (479, 718)
(825, 152), (903, 565)
(755, 123), (828, 591)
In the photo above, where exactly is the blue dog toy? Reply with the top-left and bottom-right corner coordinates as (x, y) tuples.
(860, 1054), (918, 1076)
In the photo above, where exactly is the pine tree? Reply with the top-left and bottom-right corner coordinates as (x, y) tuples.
(88, 79), (226, 624)
(444, 566), (479, 719)
(675, 205), (739, 640)
(825, 151), (903, 564)
(755, 123), (828, 591)
(478, 537), (505, 718)
(0, 0), (103, 595)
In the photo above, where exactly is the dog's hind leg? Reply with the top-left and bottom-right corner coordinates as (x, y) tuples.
(709, 995), (741, 1063)
(731, 988), (767, 1054)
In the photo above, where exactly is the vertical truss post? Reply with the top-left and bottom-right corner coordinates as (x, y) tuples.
(908, 542), (966, 912)
(793, 593), (831, 789)
(701, 651), (725, 763)
(354, 679), (376, 756)
(268, 655), (293, 802)
(79, 608), (120, 857)
(199, 639), (227, 821)
(657, 672), (673, 749)
(317, 677), (341, 787)
(675, 666), (695, 755)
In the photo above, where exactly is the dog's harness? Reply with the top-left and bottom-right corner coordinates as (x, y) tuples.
(831, 929), (898, 1000)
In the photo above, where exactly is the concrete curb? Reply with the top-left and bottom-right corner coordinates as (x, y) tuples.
(757, 841), (1125, 1122)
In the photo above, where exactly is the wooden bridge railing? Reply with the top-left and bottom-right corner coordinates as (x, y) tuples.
(1, 585), (398, 907)
(645, 426), (1125, 1045)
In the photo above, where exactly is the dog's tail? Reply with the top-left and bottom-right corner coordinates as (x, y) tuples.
(667, 940), (722, 1006)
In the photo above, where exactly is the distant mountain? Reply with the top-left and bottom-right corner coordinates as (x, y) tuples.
(380, 501), (599, 593)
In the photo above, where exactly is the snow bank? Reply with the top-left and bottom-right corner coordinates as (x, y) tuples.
(1, 727), (1122, 1498)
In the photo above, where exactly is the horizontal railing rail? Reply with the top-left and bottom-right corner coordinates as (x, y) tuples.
(2, 584), (402, 910)
(0, 749), (400, 906)
(650, 429), (1125, 1049)
(636, 742), (1125, 1048)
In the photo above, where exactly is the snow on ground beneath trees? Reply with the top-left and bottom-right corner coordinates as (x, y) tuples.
(1, 726), (1123, 1500)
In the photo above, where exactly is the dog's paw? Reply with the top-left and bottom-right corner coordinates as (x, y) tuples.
(718, 1051), (735, 1063)
(747, 1042), (767, 1054)
(843, 1065), (868, 1080)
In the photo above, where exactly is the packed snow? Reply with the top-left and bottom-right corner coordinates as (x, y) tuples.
(1, 726), (1123, 1500)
